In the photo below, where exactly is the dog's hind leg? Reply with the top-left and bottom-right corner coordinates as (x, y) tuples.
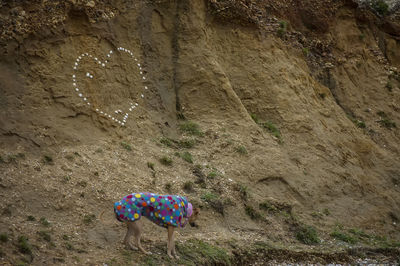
(123, 222), (138, 251)
(132, 220), (151, 255)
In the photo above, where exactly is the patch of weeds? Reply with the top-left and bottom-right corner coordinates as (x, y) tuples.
(377, 111), (396, 129)
(348, 228), (370, 239)
(259, 201), (278, 213)
(147, 162), (155, 171)
(95, 148), (103, 153)
(319, 93), (326, 99)
(16, 153), (25, 159)
(78, 181), (87, 187)
(62, 234), (70, 241)
(347, 114), (366, 129)
(371, 0), (389, 16)
(0, 155), (4, 163)
(322, 208), (330, 216)
(37, 230), (51, 242)
(165, 182), (172, 192)
(0, 247), (3, 257)
(83, 214), (96, 225)
(43, 155), (53, 165)
(120, 142), (132, 151)
(235, 145), (248, 155)
(386, 82), (393, 92)
(39, 217), (50, 227)
(7, 154), (17, 163)
(27, 215), (36, 221)
(251, 114), (259, 123)
(359, 33), (365, 41)
(181, 152), (193, 163)
(159, 156), (172, 166)
(302, 47), (310, 56)
(183, 181), (194, 193)
(17, 236), (32, 255)
(73, 152), (81, 157)
(245, 205), (262, 220)
(201, 192), (224, 215)
(65, 242), (74, 250)
(93, 171), (99, 176)
(207, 169), (220, 179)
(178, 138), (196, 149)
(193, 165), (206, 187)
(176, 239), (231, 265)
(296, 225), (320, 245)
(260, 121), (282, 142)
(179, 121), (203, 136)
(62, 175), (71, 183)
(160, 137), (176, 148)
(277, 20), (288, 38)
(235, 183), (249, 201)
(331, 230), (357, 244)
(201, 192), (218, 202)
(0, 233), (8, 243)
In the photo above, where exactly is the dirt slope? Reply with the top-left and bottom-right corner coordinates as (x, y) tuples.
(0, 0), (399, 265)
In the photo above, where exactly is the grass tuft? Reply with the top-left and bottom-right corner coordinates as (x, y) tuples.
(159, 156), (173, 166)
(180, 121), (203, 136)
(83, 214), (96, 225)
(17, 236), (32, 255)
(0, 233), (8, 243)
(296, 225), (320, 245)
(120, 142), (132, 151)
(235, 145), (248, 155)
(39, 217), (50, 227)
(183, 181), (195, 193)
(245, 205), (262, 220)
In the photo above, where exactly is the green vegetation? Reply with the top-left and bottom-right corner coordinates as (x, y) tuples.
(236, 183), (249, 201)
(0, 155), (4, 163)
(39, 217), (50, 227)
(330, 230), (357, 244)
(181, 152), (194, 163)
(120, 142), (132, 151)
(83, 214), (96, 225)
(201, 192), (224, 215)
(207, 169), (221, 179)
(17, 236), (32, 255)
(245, 205), (263, 220)
(183, 181), (195, 193)
(377, 111), (396, 129)
(179, 138), (196, 149)
(160, 137), (196, 149)
(371, 0), (389, 16)
(147, 162), (155, 171)
(0, 233), (8, 243)
(386, 81), (393, 92)
(259, 201), (278, 213)
(319, 93), (326, 99)
(43, 155), (53, 164)
(296, 225), (320, 245)
(7, 154), (17, 163)
(277, 20), (288, 38)
(37, 230), (51, 242)
(159, 156), (173, 166)
(27, 215), (36, 221)
(179, 121), (203, 136)
(347, 114), (366, 129)
(235, 145), (248, 155)
(302, 47), (310, 56)
(176, 239), (231, 265)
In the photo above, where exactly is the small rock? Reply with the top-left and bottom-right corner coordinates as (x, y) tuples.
(86, 0), (95, 7)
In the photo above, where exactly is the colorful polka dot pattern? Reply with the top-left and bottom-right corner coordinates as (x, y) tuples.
(114, 193), (189, 228)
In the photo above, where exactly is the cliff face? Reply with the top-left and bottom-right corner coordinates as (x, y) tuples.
(0, 0), (399, 265)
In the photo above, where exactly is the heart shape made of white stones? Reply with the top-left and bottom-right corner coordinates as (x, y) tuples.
(71, 47), (148, 126)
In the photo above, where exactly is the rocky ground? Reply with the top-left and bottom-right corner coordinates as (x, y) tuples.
(0, 0), (399, 265)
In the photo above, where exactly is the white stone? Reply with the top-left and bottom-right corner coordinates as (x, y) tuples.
(135, 103), (138, 106)
(84, 98), (87, 101)
(86, 72), (90, 77)
(110, 50), (113, 54)
(143, 77), (146, 80)
(73, 83), (76, 86)
(102, 63), (105, 67)
(141, 94), (144, 98)
(96, 109), (99, 112)
(137, 63), (140, 67)
(72, 75), (76, 78)
(73, 67), (77, 70)
(90, 75), (93, 79)
(79, 93), (83, 97)
(75, 88), (79, 91)
(145, 86), (148, 90)
(122, 123), (125, 126)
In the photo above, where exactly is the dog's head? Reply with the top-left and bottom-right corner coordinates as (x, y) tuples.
(188, 207), (200, 227)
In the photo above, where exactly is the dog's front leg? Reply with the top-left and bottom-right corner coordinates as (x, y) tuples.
(123, 222), (138, 251)
(167, 225), (176, 259)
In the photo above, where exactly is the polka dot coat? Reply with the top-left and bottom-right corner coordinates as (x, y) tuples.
(114, 192), (189, 228)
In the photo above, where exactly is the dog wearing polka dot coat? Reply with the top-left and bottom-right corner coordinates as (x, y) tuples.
(114, 192), (200, 259)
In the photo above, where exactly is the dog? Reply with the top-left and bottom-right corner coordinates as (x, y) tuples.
(114, 192), (199, 258)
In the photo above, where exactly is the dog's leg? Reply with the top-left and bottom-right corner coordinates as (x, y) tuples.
(123, 222), (138, 250)
(167, 225), (179, 259)
(132, 220), (151, 255)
